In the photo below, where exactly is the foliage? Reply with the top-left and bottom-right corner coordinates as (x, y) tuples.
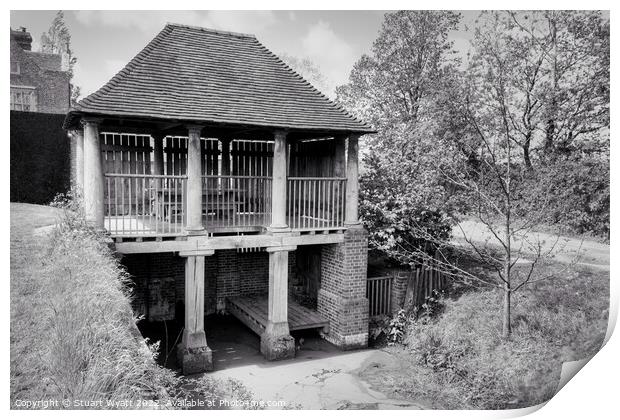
(337, 11), (462, 266)
(387, 309), (408, 345)
(525, 154), (610, 238)
(40, 10), (80, 105)
(339, 10), (610, 337)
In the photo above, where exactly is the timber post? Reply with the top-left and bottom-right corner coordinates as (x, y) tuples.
(344, 134), (361, 226)
(151, 132), (165, 191)
(185, 125), (205, 235)
(82, 117), (104, 230)
(177, 249), (214, 374)
(261, 245), (297, 360)
(268, 129), (289, 232)
(333, 135), (346, 178)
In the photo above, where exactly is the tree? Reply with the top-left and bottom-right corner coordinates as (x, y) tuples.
(40, 11), (80, 105)
(278, 53), (330, 96)
(466, 11), (610, 169)
(336, 11), (463, 264)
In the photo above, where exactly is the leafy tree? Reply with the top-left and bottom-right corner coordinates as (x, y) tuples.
(337, 10), (609, 338)
(40, 11), (80, 106)
(466, 11), (609, 169)
(337, 11), (462, 265)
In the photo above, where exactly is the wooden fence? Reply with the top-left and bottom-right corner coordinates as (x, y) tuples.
(367, 253), (449, 318)
(366, 275), (393, 317)
(404, 263), (447, 314)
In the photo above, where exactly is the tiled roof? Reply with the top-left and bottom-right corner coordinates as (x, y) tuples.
(65, 23), (373, 134)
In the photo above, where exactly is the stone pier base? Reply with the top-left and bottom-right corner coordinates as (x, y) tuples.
(177, 345), (213, 375)
(260, 321), (295, 361)
(177, 330), (213, 375)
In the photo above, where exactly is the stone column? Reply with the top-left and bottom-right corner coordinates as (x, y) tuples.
(186, 125), (204, 234)
(261, 245), (296, 360)
(345, 134), (361, 226)
(269, 130), (289, 232)
(82, 118), (104, 230)
(333, 135), (346, 178)
(72, 129), (85, 193)
(177, 250), (214, 374)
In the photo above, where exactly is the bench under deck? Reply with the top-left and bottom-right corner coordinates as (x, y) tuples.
(227, 295), (330, 336)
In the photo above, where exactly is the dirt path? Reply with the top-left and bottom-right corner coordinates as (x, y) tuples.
(453, 220), (609, 270)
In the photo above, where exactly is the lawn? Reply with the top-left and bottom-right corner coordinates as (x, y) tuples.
(360, 251), (609, 409)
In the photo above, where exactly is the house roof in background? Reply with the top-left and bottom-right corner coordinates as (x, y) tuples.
(64, 23), (374, 134)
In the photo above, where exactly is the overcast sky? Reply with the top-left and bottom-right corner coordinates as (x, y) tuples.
(10, 10), (480, 98)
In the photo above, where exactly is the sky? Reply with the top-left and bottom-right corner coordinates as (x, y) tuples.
(10, 10), (479, 99)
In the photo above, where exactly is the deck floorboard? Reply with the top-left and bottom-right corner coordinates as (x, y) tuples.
(227, 295), (329, 334)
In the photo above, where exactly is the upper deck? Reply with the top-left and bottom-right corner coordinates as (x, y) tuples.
(76, 130), (360, 253)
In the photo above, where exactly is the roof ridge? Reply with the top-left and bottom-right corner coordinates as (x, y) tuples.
(166, 22), (256, 39)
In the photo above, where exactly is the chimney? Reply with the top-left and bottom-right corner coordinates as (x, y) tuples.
(11, 27), (33, 51)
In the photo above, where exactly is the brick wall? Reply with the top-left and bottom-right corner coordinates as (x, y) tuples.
(10, 40), (70, 114)
(318, 227), (369, 349)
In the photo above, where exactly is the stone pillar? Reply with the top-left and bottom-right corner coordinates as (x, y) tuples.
(317, 227), (369, 349)
(261, 246), (296, 360)
(177, 250), (214, 374)
(82, 118), (104, 230)
(73, 129), (84, 192)
(186, 125), (204, 234)
(269, 130), (289, 232)
(345, 134), (361, 226)
(333, 135), (346, 178)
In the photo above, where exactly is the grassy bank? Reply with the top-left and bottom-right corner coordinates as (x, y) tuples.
(361, 261), (609, 409)
(10, 202), (254, 409)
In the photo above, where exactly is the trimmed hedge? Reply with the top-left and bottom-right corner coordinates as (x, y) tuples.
(10, 111), (70, 204)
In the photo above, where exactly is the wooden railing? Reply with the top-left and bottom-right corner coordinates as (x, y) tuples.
(287, 177), (346, 230)
(103, 173), (346, 236)
(202, 175), (272, 228)
(366, 275), (393, 317)
(104, 173), (187, 236)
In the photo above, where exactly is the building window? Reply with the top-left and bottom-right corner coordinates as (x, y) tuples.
(10, 87), (37, 112)
(10, 61), (20, 74)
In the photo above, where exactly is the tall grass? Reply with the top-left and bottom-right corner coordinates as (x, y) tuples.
(401, 264), (609, 409)
(10, 196), (255, 409)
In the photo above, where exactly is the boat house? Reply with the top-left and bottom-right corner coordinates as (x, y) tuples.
(63, 23), (374, 374)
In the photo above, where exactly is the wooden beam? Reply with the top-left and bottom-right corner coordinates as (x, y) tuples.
(114, 232), (345, 254)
